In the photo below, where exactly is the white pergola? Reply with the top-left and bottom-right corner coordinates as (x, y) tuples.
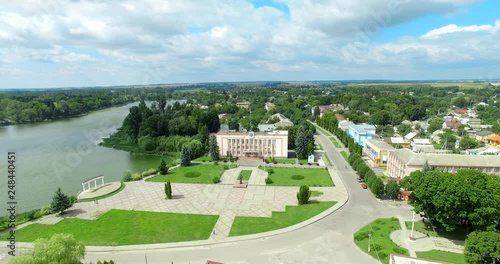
(81, 175), (105, 193)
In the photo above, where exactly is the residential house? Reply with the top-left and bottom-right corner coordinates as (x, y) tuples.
(264, 102), (275, 111)
(454, 107), (468, 116)
(465, 146), (500, 155)
(348, 124), (376, 146)
(386, 148), (500, 179)
(411, 138), (435, 153)
(338, 120), (354, 131)
(364, 139), (395, 167)
(236, 101), (251, 109)
(335, 113), (346, 122)
(312, 104), (345, 117)
(268, 113), (294, 128)
(487, 136), (500, 146)
(382, 137), (411, 149)
(442, 119), (461, 130)
(475, 130), (497, 142)
(404, 132), (418, 141)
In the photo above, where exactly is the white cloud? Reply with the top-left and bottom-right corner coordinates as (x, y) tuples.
(421, 23), (495, 39)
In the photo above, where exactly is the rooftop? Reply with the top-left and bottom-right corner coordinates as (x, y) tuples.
(390, 148), (500, 167)
(349, 124), (376, 133)
(216, 130), (288, 136)
(412, 138), (431, 145)
(365, 139), (395, 151)
(476, 130), (494, 137)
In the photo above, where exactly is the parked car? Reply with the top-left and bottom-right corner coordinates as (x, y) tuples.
(360, 183), (367, 189)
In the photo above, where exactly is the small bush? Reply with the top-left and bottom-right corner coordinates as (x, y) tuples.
(377, 252), (388, 260)
(69, 195), (77, 205)
(267, 168), (274, 174)
(273, 161), (277, 164)
(33, 207), (50, 219)
(372, 226), (381, 231)
(308, 163), (311, 166)
(131, 172), (142, 181)
(265, 177), (273, 184)
(202, 160), (206, 162)
(371, 243), (382, 251)
(393, 247), (407, 254)
(297, 185), (311, 205)
(212, 176), (221, 183)
(291, 175), (305, 180)
(121, 170), (132, 182)
(354, 232), (369, 241)
(184, 172), (201, 178)
(223, 165), (229, 170)
(214, 161), (219, 165)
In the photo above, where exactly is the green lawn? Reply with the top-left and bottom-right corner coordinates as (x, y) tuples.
(354, 218), (410, 264)
(329, 137), (341, 148)
(193, 155), (211, 162)
(1, 209), (218, 245)
(315, 125), (333, 136)
(298, 159), (318, 165)
(340, 151), (348, 161)
(240, 170), (252, 180)
(147, 164), (234, 184)
(229, 202), (336, 236)
(417, 250), (466, 264)
(323, 153), (333, 166)
(405, 221), (467, 241)
(272, 158), (297, 164)
(266, 167), (334, 186)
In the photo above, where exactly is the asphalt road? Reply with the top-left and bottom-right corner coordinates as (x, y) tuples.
(1, 126), (412, 264)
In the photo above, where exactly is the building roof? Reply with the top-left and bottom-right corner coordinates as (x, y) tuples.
(413, 145), (435, 153)
(216, 130), (288, 136)
(268, 113), (294, 127)
(390, 148), (500, 167)
(444, 120), (461, 129)
(236, 101), (250, 105)
(404, 132), (418, 140)
(489, 136), (500, 142)
(365, 139), (395, 151)
(335, 113), (346, 121)
(349, 124), (376, 133)
(476, 130), (495, 137)
(257, 124), (276, 132)
(390, 137), (408, 144)
(454, 107), (468, 114)
(412, 138), (431, 145)
(317, 104), (344, 113)
(466, 146), (500, 155)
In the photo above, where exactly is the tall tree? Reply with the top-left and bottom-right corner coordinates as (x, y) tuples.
(370, 178), (385, 198)
(158, 159), (168, 175)
(157, 95), (167, 113)
(164, 181), (173, 199)
(464, 231), (500, 264)
(8, 233), (85, 264)
(50, 188), (71, 215)
(180, 144), (191, 167)
(209, 135), (220, 161)
(385, 180), (400, 200)
(295, 125), (314, 159)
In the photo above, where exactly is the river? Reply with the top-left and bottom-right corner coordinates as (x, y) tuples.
(0, 102), (171, 214)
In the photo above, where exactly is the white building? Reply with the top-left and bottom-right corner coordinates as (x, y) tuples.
(215, 131), (289, 158)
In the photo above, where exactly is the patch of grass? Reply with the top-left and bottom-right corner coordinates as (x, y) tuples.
(404, 221), (467, 241)
(1, 209), (218, 245)
(298, 159), (318, 165)
(323, 153), (333, 166)
(353, 217), (410, 264)
(417, 250), (465, 264)
(272, 158), (297, 164)
(240, 170), (252, 180)
(340, 151), (348, 161)
(229, 202), (336, 236)
(266, 167), (334, 186)
(184, 172), (201, 178)
(193, 155), (211, 162)
(315, 125), (333, 136)
(311, 190), (323, 197)
(329, 137), (341, 148)
(290, 175), (305, 180)
(78, 183), (126, 202)
(147, 164), (229, 184)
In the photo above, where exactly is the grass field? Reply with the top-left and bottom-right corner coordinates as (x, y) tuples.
(340, 151), (348, 161)
(266, 167), (334, 186)
(1, 209), (218, 245)
(147, 164), (234, 184)
(240, 170), (252, 180)
(193, 155), (211, 162)
(323, 153), (333, 166)
(404, 221), (467, 241)
(354, 218), (410, 264)
(329, 137), (341, 148)
(271, 158), (297, 164)
(417, 250), (466, 264)
(229, 202), (336, 236)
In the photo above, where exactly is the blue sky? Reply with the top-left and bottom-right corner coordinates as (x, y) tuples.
(0, 0), (499, 88)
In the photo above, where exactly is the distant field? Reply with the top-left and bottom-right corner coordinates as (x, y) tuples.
(345, 82), (489, 89)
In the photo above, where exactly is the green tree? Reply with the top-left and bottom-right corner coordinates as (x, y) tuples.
(464, 231), (500, 264)
(295, 125), (314, 159)
(165, 181), (172, 199)
(297, 185), (311, 205)
(180, 144), (191, 167)
(50, 188), (71, 215)
(427, 117), (443, 134)
(121, 170), (132, 182)
(397, 123), (413, 136)
(422, 160), (432, 173)
(158, 159), (168, 175)
(209, 134), (220, 161)
(370, 178), (385, 198)
(385, 180), (400, 200)
(8, 233), (85, 264)
(459, 136), (480, 150)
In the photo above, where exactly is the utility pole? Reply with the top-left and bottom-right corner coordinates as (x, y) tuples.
(409, 211), (416, 240)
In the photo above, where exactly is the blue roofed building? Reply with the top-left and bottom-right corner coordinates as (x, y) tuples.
(348, 124), (376, 146)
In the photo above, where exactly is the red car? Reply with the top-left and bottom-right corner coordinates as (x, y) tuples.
(360, 183), (367, 189)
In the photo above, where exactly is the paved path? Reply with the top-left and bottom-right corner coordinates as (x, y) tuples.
(1, 124), (414, 264)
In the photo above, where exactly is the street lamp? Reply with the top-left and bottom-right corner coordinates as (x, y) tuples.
(368, 231), (372, 252)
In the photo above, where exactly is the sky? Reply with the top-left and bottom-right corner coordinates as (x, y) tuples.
(0, 0), (499, 89)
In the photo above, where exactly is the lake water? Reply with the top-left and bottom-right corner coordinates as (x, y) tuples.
(0, 102), (168, 214)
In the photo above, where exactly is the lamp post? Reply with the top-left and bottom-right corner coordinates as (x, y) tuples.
(368, 231), (372, 252)
(409, 210), (416, 240)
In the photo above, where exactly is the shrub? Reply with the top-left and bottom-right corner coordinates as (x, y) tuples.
(212, 176), (221, 183)
(265, 177), (273, 184)
(291, 175), (305, 180)
(377, 252), (388, 260)
(69, 195), (77, 205)
(121, 170), (132, 182)
(214, 161), (219, 165)
(164, 181), (172, 199)
(371, 243), (382, 251)
(33, 207), (50, 219)
(297, 185), (311, 205)
(131, 172), (142, 181)
(184, 172), (201, 178)
(267, 168), (274, 174)
(354, 231), (369, 241)
(159, 159), (169, 175)
(223, 165), (229, 170)
(393, 247), (407, 254)
(273, 161), (277, 164)
(307, 163), (311, 165)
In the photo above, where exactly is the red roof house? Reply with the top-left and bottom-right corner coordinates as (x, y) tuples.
(454, 107), (467, 115)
